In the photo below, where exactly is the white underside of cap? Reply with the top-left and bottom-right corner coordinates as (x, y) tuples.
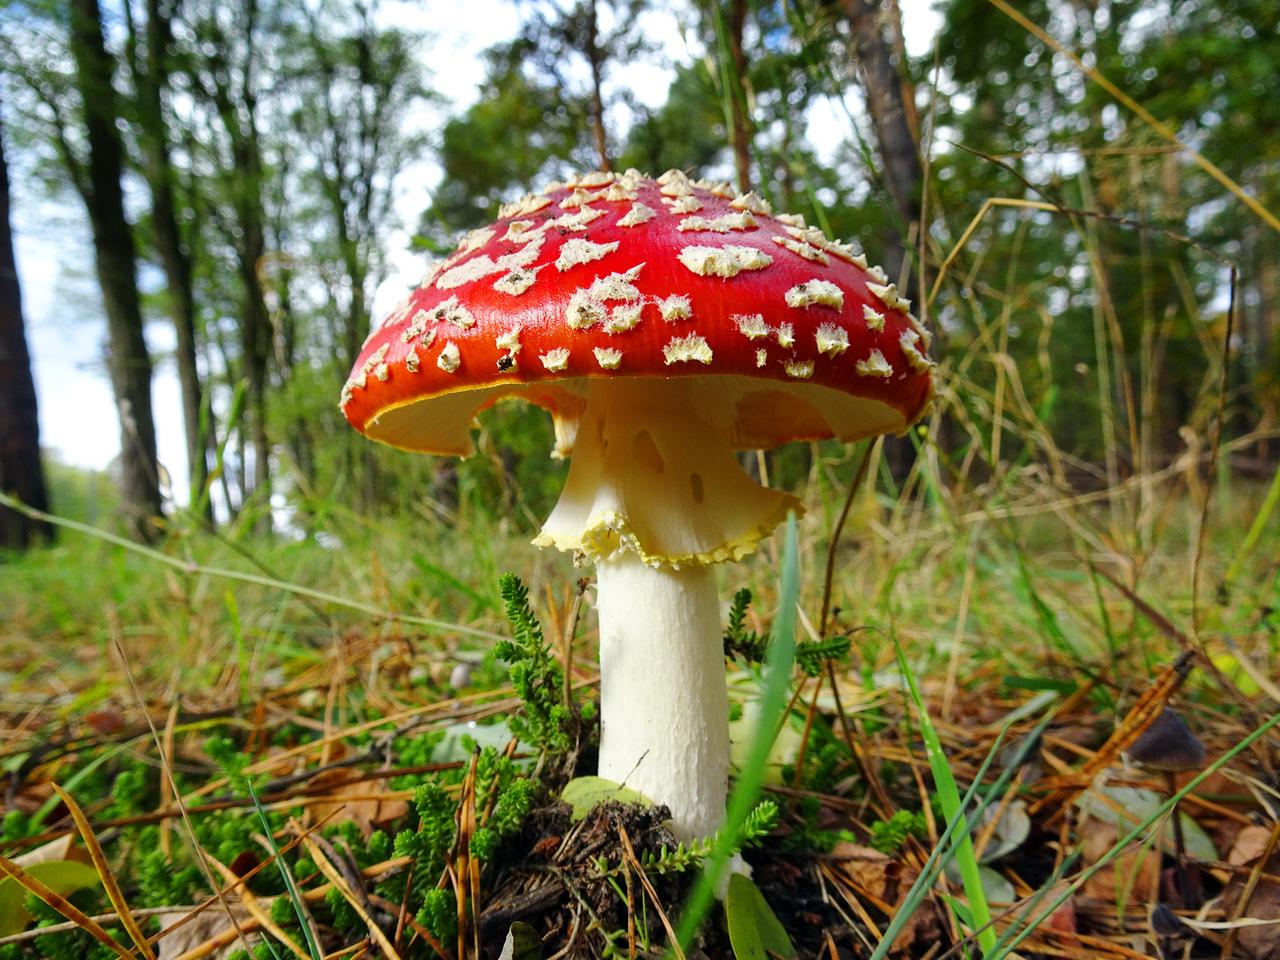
(532, 379), (798, 567)
(362, 374), (904, 458)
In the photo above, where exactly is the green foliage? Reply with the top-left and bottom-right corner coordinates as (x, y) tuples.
(417, 887), (457, 944)
(471, 777), (534, 862)
(24, 893), (118, 960)
(870, 809), (928, 854)
(205, 735), (254, 793)
(495, 573), (573, 753)
(133, 827), (203, 906)
(599, 800), (779, 878)
(725, 589), (850, 677)
(796, 636), (852, 678)
(325, 884), (361, 935)
(1, 811), (30, 843)
(724, 588), (768, 662)
(392, 780), (459, 913)
(108, 765), (148, 818)
(469, 747), (536, 861)
(791, 739), (846, 795)
(779, 795), (854, 855)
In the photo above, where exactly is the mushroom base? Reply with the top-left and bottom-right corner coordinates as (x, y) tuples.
(595, 551), (729, 842)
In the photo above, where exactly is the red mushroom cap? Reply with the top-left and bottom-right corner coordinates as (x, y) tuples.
(341, 169), (934, 456)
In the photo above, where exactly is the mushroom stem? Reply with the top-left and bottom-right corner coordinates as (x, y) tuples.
(534, 378), (797, 840)
(595, 551), (728, 841)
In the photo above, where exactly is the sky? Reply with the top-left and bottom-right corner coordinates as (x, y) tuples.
(11, 1), (940, 498)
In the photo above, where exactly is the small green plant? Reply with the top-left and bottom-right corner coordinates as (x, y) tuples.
(495, 572), (575, 752)
(1, 810), (31, 842)
(724, 588), (851, 676)
(206, 734), (256, 793)
(417, 887), (457, 943)
(724, 588), (768, 662)
(598, 800), (779, 878)
(870, 809), (928, 854)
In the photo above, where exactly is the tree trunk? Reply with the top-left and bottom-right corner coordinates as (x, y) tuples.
(0, 116), (53, 550)
(584, 0), (610, 172)
(236, 217), (272, 524)
(133, 0), (210, 519)
(69, 0), (163, 541)
(837, 0), (923, 482)
(204, 2), (274, 529)
(727, 0), (752, 192)
(839, 0), (922, 295)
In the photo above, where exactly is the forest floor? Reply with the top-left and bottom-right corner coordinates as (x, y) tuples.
(1, 457), (1278, 959)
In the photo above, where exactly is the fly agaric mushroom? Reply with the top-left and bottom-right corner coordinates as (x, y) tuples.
(341, 169), (934, 841)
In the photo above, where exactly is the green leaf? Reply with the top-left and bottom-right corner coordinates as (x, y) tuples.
(560, 776), (652, 821)
(977, 800), (1031, 864)
(1075, 785), (1218, 862)
(431, 720), (518, 763)
(725, 873), (795, 959)
(944, 862), (1016, 906)
(0, 860), (101, 936)
(497, 920), (542, 960)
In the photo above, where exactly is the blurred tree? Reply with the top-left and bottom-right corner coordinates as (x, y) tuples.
(185, 0), (276, 527)
(619, 61), (725, 175)
(3, 0), (165, 539)
(514, 0), (651, 173)
(284, 1), (430, 372)
(0, 110), (52, 550)
(801, 0), (920, 299)
(424, 37), (589, 242)
(924, 0), (1272, 495)
(276, 0), (430, 512)
(123, 0), (212, 519)
(68, 0), (164, 539)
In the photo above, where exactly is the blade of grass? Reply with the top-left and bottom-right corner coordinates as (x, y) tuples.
(891, 634), (997, 955)
(867, 707), (1056, 960)
(246, 781), (323, 960)
(675, 512), (801, 951)
(1222, 460), (1280, 593)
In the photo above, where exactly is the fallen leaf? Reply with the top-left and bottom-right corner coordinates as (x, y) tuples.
(1231, 826), (1277, 866)
(831, 844), (894, 901)
(977, 800), (1031, 863)
(1076, 782), (1217, 861)
(84, 709), (125, 736)
(560, 777), (651, 822)
(498, 920), (542, 960)
(154, 908), (254, 960)
(306, 769), (409, 840)
(1221, 854), (1280, 960)
(1081, 822), (1160, 906)
(0, 860), (101, 937)
(830, 843), (937, 953)
(12, 835), (87, 869)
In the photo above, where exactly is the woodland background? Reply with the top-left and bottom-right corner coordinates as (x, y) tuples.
(1, 0), (1275, 547)
(2, 3), (1279, 958)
